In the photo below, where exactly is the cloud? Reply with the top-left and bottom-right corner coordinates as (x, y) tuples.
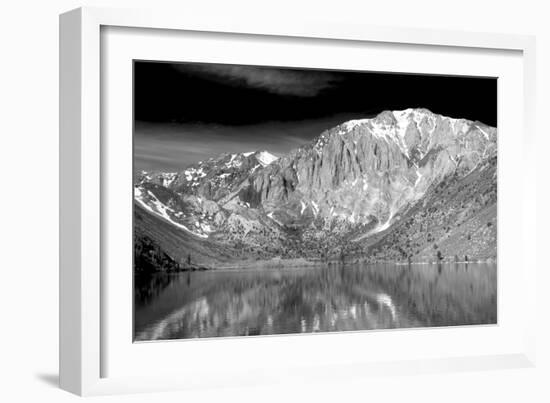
(172, 64), (341, 97)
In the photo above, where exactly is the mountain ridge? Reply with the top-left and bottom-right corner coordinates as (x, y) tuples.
(134, 108), (497, 270)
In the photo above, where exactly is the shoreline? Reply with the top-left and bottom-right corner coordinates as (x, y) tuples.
(136, 256), (497, 274)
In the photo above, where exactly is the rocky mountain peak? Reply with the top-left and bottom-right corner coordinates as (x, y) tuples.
(134, 109), (498, 267)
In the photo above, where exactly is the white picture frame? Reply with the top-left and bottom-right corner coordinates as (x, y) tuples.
(59, 6), (538, 396)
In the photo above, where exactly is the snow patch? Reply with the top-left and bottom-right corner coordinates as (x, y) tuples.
(225, 154), (243, 168)
(340, 119), (370, 133)
(369, 210), (395, 235)
(414, 170), (423, 187)
(158, 172), (177, 187)
(184, 167), (206, 182)
(377, 218), (392, 232)
(256, 151), (278, 166)
(476, 125), (490, 140)
(368, 120), (410, 158)
(449, 153), (457, 166)
(314, 135), (328, 153)
(266, 211), (284, 226)
(311, 201), (319, 215)
(134, 186), (208, 238)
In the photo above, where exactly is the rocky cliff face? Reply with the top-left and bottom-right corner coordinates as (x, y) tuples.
(134, 108), (497, 270)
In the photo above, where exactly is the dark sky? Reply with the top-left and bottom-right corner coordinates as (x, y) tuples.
(134, 61), (497, 172)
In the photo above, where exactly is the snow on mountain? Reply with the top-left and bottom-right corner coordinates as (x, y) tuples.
(255, 151), (278, 166)
(135, 187), (207, 238)
(134, 185), (211, 238)
(230, 150), (278, 167)
(134, 108), (498, 267)
(156, 172), (178, 187)
(184, 167), (206, 182)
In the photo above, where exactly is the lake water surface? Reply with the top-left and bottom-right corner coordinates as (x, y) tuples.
(134, 263), (496, 341)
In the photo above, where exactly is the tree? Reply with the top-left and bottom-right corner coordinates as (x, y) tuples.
(437, 250), (443, 261)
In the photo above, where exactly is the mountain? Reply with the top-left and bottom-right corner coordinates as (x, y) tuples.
(134, 108), (497, 271)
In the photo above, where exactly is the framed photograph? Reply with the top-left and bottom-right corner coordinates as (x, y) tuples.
(132, 61), (499, 342)
(60, 7), (537, 396)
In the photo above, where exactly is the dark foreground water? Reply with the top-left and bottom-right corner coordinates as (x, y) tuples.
(134, 263), (496, 341)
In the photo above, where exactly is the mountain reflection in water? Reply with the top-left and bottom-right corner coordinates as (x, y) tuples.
(134, 263), (496, 341)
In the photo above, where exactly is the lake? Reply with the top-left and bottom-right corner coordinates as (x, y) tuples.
(134, 262), (497, 341)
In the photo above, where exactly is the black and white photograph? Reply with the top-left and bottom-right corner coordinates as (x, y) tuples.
(133, 61), (497, 341)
